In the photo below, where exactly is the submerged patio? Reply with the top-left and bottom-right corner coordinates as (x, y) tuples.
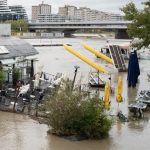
(0, 37), (62, 114)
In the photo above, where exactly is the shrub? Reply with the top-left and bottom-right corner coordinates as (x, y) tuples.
(0, 68), (4, 89)
(12, 68), (20, 86)
(44, 79), (113, 139)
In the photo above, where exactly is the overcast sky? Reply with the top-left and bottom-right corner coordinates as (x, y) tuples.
(8, 0), (146, 19)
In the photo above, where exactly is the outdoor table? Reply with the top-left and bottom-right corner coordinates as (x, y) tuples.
(8, 88), (15, 92)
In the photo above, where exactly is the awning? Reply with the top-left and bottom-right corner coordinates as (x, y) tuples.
(0, 59), (16, 65)
(26, 55), (38, 60)
(119, 43), (130, 49)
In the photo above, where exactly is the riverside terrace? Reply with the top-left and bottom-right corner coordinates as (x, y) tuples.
(0, 71), (63, 115)
(0, 37), (40, 113)
(0, 37), (38, 84)
(0, 37), (63, 115)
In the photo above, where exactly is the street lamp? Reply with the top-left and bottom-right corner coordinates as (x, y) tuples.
(72, 65), (80, 90)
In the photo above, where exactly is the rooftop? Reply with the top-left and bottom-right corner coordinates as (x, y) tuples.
(0, 38), (39, 60)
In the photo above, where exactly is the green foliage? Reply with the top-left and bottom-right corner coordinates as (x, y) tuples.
(0, 68), (4, 89)
(6, 20), (28, 32)
(121, 1), (150, 49)
(121, 2), (138, 21)
(12, 68), (20, 86)
(44, 79), (113, 139)
(0, 69), (4, 83)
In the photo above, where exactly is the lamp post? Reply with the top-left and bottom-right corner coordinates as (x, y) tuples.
(109, 74), (112, 93)
(72, 65), (80, 90)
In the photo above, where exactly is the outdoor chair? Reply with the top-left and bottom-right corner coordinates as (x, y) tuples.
(1, 90), (6, 96)
(0, 96), (11, 106)
(4, 97), (11, 106)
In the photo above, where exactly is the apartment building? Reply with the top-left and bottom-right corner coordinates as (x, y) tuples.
(0, 0), (26, 21)
(58, 5), (123, 22)
(58, 5), (77, 19)
(32, 2), (51, 21)
(9, 5), (28, 21)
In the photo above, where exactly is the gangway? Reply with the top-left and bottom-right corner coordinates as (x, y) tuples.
(108, 45), (127, 72)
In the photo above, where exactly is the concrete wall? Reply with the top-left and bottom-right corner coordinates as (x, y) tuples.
(115, 29), (129, 39)
(0, 24), (11, 37)
(18, 32), (37, 38)
(17, 32), (64, 38)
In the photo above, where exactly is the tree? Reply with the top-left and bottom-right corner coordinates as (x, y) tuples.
(12, 68), (20, 87)
(6, 20), (28, 32)
(121, 1), (150, 49)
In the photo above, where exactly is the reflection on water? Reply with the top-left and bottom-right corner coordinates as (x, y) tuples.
(127, 87), (138, 102)
(48, 135), (115, 150)
(1, 38), (150, 150)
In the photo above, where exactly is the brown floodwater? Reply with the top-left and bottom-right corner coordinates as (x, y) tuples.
(1, 38), (150, 150)
(0, 112), (49, 150)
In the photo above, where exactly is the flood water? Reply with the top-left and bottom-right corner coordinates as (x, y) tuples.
(0, 37), (150, 150)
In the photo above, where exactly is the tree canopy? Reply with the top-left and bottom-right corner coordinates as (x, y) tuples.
(121, 1), (150, 49)
(6, 20), (28, 32)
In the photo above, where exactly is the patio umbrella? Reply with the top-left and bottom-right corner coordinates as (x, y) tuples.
(103, 81), (110, 109)
(116, 76), (123, 103)
(127, 51), (140, 87)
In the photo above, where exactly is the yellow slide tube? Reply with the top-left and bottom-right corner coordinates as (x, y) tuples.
(64, 44), (108, 73)
(82, 43), (113, 64)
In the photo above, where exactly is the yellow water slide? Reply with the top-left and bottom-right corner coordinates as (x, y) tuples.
(82, 43), (113, 64)
(64, 44), (108, 74)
